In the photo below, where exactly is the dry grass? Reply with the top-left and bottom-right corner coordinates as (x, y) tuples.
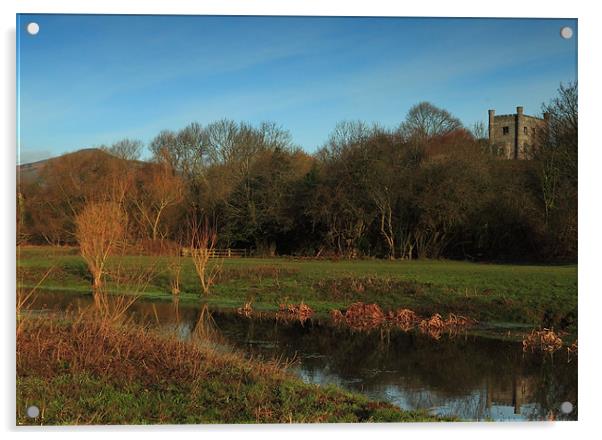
(16, 267), (54, 337)
(217, 266), (299, 284)
(17, 309), (289, 390)
(314, 276), (426, 300)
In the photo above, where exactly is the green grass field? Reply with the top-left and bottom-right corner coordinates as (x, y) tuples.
(17, 246), (577, 331)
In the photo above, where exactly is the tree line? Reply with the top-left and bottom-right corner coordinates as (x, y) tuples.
(17, 83), (577, 262)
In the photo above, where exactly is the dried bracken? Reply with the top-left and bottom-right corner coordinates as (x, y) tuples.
(418, 314), (445, 339)
(330, 303), (474, 339)
(388, 308), (419, 330)
(342, 302), (385, 331)
(418, 313), (475, 339)
(445, 313), (473, 328)
(277, 301), (314, 324)
(419, 313), (445, 331)
(330, 309), (345, 325)
(522, 328), (564, 354)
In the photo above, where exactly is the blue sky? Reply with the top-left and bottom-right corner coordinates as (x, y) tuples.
(17, 15), (577, 163)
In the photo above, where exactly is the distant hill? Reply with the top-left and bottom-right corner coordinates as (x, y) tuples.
(17, 148), (146, 184)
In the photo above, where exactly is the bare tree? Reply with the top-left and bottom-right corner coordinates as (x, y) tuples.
(401, 102), (462, 141)
(149, 123), (208, 180)
(75, 202), (127, 292)
(470, 121), (486, 140)
(132, 157), (184, 241)
(149, 130), (179, 169)
(320, 120), (374, 161)
(104, 138), (144, 161)
(536, 82), (578, 225)
(205, 119), (241, 165)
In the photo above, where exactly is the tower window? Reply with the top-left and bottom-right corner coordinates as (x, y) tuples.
(502, 126), (509, 135)
(524, 127), (528, 134)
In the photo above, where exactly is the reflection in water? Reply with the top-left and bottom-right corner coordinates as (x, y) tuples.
(28, 291), (577, 422)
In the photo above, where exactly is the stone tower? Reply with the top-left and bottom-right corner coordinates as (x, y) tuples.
(488, 106), (549, 159)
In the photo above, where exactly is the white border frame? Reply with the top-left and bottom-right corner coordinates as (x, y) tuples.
(2, 1), (600, 439)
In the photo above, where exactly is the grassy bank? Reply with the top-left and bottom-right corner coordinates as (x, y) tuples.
(16, 314), (449, 424)
(17, 246), (577, 330)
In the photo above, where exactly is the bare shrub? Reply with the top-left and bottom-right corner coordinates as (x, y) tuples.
(75, 202), (127, 291)
(189, 219), (222, 296)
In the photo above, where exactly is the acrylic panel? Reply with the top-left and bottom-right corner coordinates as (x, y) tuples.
(16, 14), (578, 425)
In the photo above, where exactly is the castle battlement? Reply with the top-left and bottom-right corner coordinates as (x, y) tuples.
(488, 106), (549, 159)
